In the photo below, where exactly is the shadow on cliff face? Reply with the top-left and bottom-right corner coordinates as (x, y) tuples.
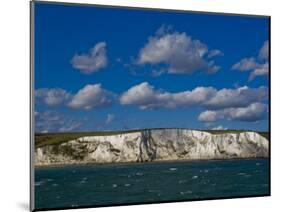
(138, 130), (157, 162)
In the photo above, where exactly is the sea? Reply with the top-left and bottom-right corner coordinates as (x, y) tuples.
(35, 159), (269, 210)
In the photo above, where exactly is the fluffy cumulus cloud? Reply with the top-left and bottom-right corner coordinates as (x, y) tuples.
(120, 82), (268, 123)
(198, 103), (268, 122)
(35, 88), (71, 106)
(120, 82), (216, 109)
(120, 82), (268, 111)
(203, 86), (268, 110)
(136, 26), (222, 75)
(36, 84), (113, 110)
(35, 111), (82, 133)
(68, 84), (112, 110)
(71, 42), (107, 74)
(232, 40), (269, 80)
(198, 110), (221, 122)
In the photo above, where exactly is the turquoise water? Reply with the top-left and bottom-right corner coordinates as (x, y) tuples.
(35, 159), (269, 210)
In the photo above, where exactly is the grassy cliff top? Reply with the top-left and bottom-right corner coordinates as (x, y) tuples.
(34, 129), (269, 148)
(34, 130), (139, 148)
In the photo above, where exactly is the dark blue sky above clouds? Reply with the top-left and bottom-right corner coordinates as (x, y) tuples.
(34, 2), (269, 133)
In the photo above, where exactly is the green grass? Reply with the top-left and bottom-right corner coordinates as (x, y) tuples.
(34, 130), (140, 148)
(34, 128), (269, 148)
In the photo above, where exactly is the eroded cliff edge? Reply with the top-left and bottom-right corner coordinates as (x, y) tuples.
(35, 129), (269, 166)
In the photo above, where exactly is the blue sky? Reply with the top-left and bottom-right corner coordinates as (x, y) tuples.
(34, 2), (269, 133)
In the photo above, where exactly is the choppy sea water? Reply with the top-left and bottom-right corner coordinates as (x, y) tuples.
(35, 159), (269, 210)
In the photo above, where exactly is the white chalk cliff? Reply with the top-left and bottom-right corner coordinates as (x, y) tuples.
(35, 129), (269, 166)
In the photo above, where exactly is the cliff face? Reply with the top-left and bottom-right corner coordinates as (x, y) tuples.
(35, 129), (269, 166)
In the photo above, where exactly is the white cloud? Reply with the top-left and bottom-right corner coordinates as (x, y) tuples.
(120, 82), (160, 109)
(198, 103), (268, 122)
(35, 88), (71, 106)
(207, 49), (224, 58)
(58, 122), (82, 132)
(232, 40), (269, 80)
(203, 86), (268, 109)
(68, 84), (112, 110)
(71, 42), (107, 73)
(228, 103), (268, 122)
(106, 113), (115, 124)
(151, 69), (166, 77)
(35, 111), (62, 133)
(36, 84), (113, 110)
(120, 82), (216, 109)
(232, 57), (259, 71)
(136, 27), (221, 75)
(198, 110), (221, 122)
(120, 82), (268, 110)
(206, 61), (221, 74)
(35, 111), (82, 133)
(258, 40), (269, 61)
(211, 125), (228, 130)
(249, 62), (269, 81)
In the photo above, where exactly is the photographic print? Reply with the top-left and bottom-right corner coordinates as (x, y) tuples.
(31, 1), (270, 211)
